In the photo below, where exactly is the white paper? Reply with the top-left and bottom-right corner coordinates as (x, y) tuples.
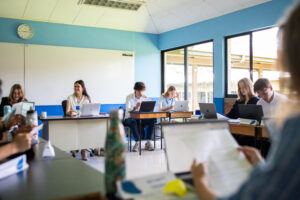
(181, 129), (252, 196)
(0, 154), (29, 180)
(117, 172), (197, 200)
(30, 124), (44, 134)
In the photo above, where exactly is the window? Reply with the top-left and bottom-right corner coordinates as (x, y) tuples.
(162, 41), (214, 111)
(226, 27), (280, 96)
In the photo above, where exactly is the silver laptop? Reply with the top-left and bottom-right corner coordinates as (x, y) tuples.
(173, 100), (189, 112)
(81, 103), (101, 116)
(199, 103), (217, 119)
(162, 121), (229, 184)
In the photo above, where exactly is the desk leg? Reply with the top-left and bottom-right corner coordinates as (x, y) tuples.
(42, 121), (49, 140)
(139, 119), (142, 156)
(161, 118), (164, 149)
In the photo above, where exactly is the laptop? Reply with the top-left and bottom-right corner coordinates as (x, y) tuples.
(162, 120), (230, 186)
(137, 101), (156, 112)
(173, 100), (189, 112)
(199, 103), (217, 119)
(81, 103), (101, 116)
(238, 104), (264, 125)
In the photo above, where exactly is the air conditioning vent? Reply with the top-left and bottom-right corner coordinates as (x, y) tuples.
(78, 0), (144, 11)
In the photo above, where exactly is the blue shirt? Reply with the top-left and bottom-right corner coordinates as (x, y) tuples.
(218, 114), (300, 200)
(159, 95), (176, 109)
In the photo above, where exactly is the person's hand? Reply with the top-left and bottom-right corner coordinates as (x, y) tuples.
(69, 111), (77, 116)
(169, 105), (174, 110)
(142, 95), (147, 98)
(238, 146), (264, 166)
(13, 125), (35, 136)
(191, 160), (209, 185)
(6, 114), (25, 129)
(135, 102), (141, 110)
(12, 133), (32, 153)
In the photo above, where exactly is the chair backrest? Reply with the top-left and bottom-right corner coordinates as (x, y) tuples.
(62, 100), (67, 115)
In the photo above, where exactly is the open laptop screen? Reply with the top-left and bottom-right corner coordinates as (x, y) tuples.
(162, 121), (229, 174)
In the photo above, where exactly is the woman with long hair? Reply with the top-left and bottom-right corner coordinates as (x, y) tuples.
(0, 84), (28, 117)
(66, 80), (91, 161)
(158, 86), (178, 111)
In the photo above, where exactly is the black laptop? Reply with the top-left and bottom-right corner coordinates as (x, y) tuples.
(137, 101), (156, 112)
(238, 104), (264, 125)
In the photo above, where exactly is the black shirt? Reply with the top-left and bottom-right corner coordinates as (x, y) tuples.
(0, 97), (28, 117)
(226, 97), (259, 119)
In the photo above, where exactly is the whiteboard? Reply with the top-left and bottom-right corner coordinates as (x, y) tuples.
(24, 44), (134, 105)
(0, 42), (25, 98)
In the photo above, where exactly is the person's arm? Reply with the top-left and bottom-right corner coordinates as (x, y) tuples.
(66, 100), (76, 116)
(191, 160), (218, 200)
(226, 101), (239, 119)
(126, 95), (140, 112)
(0, 133), (32, 161)
(237, 146), (264, 166)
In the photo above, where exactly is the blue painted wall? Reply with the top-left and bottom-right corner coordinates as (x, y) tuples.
(0, 17), (160, 98)
(159, 0), (295, 113)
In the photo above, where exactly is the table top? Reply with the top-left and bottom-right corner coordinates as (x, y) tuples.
(130, 111), (168, 119)
(39, 115), (110, 121)
(0, 139), (105, 200)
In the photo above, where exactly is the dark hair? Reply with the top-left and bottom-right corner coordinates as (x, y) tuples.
(0, 79), (2, 97)
(280, 2), (300, 96)
(254, 78), (271, 93)
(74, 80), (91, 102)
(134, 82), (146, 91)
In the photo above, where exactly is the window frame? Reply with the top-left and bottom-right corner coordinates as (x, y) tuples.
(225, 26), (277, 98)
(161, 39), (214, 102)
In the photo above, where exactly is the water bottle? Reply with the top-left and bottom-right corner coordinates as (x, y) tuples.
(3, 105), (12, 116)
(105, 109), (126, 198)
(26, 107), (39, 144)
(75, 103), (80, 116)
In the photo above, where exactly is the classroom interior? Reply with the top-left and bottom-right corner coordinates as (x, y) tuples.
(0, 0), (298, 199)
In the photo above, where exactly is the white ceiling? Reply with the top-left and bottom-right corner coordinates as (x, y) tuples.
(0, 0), (271, 34)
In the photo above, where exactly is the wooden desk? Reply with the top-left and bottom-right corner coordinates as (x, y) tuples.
(40, 115), (109, 151)
(130, 112), (168, 155)
(168, 111), (193, 122)
(229, 124), (256, 137)
(0, 139), (105, 200)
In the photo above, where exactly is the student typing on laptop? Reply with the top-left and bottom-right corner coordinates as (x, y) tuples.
(158, 86), (177, 111)
(66, 80), (91, 161)
(191, 4), (300, 199)
(124, 82), (155, 152)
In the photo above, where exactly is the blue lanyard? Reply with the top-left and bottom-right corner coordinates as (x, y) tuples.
(166, 98), (173, 106)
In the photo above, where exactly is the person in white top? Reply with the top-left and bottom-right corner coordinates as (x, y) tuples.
(158, 86), (177, 111)
(66, 80), (91, 161)
(124, 82), (155, 152)
(254, 78), (287, 118)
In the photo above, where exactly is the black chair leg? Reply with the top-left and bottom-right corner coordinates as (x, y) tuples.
(154, 126), (156, 149)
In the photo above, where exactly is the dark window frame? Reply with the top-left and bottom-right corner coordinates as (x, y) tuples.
(161, 39), (214, 102)
(225, 26), (277, 98)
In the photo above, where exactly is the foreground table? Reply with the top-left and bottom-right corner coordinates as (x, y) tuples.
(40, 115), (109, 151)
(0, 139), (105, 200)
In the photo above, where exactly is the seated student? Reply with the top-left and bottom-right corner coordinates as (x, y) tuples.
(254, 78), (287, 118)
(0, 84), (28, 117)
(66, 80), (91, 161)
(158, 86), (177, 111)
(191, 3), (300, 199)
(226, 78), (259, 119)
(124, 82), (155, 152)
(0, 80), (33, 161)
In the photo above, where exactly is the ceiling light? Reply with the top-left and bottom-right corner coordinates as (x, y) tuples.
(78, 0), (144, 11)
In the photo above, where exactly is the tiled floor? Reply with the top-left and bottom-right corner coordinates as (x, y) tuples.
(71, 141), (168, 179)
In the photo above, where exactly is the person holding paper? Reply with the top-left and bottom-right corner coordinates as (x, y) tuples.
(191, 3), (300, 199)
(124, 82), (155, 152)
(66, 80), (91, 161)
(226, 78), (259, 119)
(158, 86), (178, 111)
(254, 78), (287, 118)
(0, 84), (28, 117)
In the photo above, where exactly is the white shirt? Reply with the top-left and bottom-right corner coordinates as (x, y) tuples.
(67, 94), (90, 112)
(159, 95), (176, 109)
(125, 93), (148, 118)
(257, 92), (288, 118)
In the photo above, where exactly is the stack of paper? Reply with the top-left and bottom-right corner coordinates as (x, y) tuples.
(181, 128), (252, 196)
